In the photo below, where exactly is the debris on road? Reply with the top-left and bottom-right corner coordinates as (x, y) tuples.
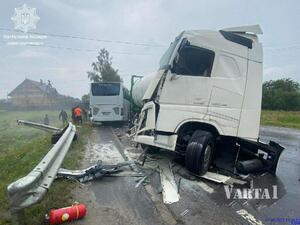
(57, 161), (139, 182)
(180, 209), (189, 217)
(197, 171), (247, 185)
(158, 159), (180, 204)
(124, 141), (248, 204)
(236, 209), (264, 225)
(135, 175), (149, 188)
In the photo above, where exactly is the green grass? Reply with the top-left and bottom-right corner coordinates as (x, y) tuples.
(0, 110), (90, 225)
(0, 110), (63, 153)
(261, 110), (300, 129)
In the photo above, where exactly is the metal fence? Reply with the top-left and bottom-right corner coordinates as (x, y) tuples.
(7, 122), (76, 225)
(17, 119), (62, 133)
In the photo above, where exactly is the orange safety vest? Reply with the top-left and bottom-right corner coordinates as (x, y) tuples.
(74, 107), (82, 117)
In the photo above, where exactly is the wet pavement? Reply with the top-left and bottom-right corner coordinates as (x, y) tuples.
(73, 126), (167, 225)
(74, 125), (300, 225)
(258, 126), (300, 221)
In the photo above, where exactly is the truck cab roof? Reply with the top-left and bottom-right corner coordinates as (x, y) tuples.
(182, 24), (262, 61)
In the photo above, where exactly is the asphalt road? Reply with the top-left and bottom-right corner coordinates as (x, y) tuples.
(258, 126), (300, 221)
(74, 125), (300, 225)
(73, 126), (167, 225)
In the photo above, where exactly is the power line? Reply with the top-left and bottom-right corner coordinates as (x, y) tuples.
(39, 44), (161, 55)
(2, 40), (299, 56)
(0, 41), (163, 56)
(0, 27), (167, 48)
(2, 27), (300, 51)
(2, 28), (300, 56)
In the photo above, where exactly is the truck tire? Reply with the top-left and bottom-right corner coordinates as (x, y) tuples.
(185, 130), (214, 175)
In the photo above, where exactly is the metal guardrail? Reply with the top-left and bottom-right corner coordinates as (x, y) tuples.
(17, 119), (62, 133)
(7, 122), (76, 225)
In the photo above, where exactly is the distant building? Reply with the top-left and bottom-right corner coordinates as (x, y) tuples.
(8, 78), (61, 108)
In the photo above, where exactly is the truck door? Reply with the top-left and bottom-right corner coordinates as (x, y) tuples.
(208, 53), (248, 136)
(157, 44), (215, 127)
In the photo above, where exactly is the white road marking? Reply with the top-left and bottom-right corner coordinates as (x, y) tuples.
(236, 209), (264, 225)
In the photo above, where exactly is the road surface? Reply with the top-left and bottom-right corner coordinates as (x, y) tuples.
(73, 125), (300, 225)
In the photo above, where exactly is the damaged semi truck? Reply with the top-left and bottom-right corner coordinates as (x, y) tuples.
(130, 25), (284, 176)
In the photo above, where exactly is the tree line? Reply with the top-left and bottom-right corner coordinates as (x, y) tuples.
(262, 78), (300, 111)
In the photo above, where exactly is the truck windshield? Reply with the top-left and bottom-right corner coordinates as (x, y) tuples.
(159, 34), (182, 69)
(91, 83), (120, 96)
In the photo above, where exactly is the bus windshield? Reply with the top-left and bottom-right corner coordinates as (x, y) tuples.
(91, 83), (120, 96)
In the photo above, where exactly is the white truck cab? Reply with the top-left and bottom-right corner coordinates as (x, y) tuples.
(131, 25), (284, 175)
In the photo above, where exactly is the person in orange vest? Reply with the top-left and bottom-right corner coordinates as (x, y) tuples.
(73, 106), (82, 125)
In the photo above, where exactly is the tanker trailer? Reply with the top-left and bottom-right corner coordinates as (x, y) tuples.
(131, 25), (284, 175)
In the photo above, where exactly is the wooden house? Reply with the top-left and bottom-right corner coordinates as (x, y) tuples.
(8, 79), (61, 108)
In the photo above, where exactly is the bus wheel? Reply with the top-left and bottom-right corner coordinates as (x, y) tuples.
(185, 130), (214, 175)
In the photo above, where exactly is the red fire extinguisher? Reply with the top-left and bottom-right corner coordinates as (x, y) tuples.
(46, 203), (87, 224)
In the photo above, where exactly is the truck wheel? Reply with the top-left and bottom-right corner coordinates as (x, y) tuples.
(185, 130), (214, 175)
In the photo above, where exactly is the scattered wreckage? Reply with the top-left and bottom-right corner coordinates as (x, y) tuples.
(57, 161), (139, 182)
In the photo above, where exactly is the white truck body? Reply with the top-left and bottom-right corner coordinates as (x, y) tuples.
(90, 82), (130, 123)
(132, 25), (263, 151)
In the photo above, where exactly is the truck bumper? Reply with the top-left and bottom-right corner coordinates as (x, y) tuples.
(134, 134), (178, 151)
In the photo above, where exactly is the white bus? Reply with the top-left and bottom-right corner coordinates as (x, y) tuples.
(89, 82), (130, 123)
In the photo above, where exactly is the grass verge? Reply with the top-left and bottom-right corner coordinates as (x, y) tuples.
(261, 110), (300, 129)
(0, 110), (90, 225)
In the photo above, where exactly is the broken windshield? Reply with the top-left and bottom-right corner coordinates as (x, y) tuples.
(159, 34), (182, 70)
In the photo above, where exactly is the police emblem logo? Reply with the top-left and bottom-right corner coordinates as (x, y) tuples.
(11, 4), (40, 33)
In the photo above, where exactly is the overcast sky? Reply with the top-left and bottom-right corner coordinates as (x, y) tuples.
(0, 0), (299, 99)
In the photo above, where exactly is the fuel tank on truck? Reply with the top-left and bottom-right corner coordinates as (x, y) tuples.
(131, 70), (164, 108)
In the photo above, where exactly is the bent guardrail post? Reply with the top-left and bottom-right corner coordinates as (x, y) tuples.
(17, 120), (62, 133)
(7, 123), (76, 225)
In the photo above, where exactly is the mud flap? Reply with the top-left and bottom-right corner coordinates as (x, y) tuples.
(236, 138), (285, 175)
